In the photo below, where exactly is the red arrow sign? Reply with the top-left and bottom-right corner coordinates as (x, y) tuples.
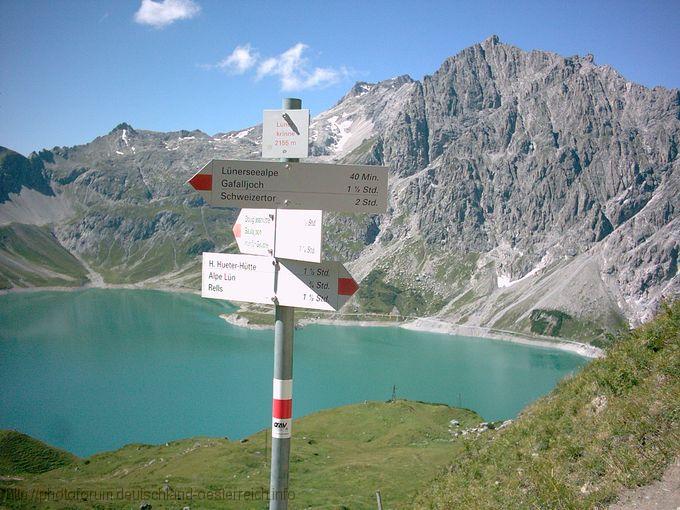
(338, 277), (359, 296)
(188, 172), (212, 191)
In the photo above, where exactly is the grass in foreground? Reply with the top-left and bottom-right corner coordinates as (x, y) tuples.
(416, 301), (680, 509)
(0, 401), (481, 509)
(0, 432), (77, 476)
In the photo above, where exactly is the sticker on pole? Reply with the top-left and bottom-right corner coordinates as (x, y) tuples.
(272, 417), (292, 438)
(262, 109), (310, 158)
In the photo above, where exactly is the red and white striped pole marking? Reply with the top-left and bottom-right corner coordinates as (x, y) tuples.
(272, 378), (293, 438)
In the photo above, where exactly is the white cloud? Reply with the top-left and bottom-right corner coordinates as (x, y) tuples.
(257, 57), (277, 77)
(304, 67), (346, 89)
(217, 44), (258, 74)
(134, 0), (200, 28)
(256, 43), (343, 91)
(206, 42), (346, 91)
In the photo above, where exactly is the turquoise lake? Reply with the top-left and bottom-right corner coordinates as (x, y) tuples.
(0, 289), (588, 457)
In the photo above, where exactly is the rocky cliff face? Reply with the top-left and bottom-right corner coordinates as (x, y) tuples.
(307, 36), (678, 339)
(0, 147), (53, 202)
(1, 36), (677, 343)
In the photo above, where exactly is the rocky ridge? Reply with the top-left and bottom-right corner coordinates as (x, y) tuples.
(1, 36), (678, 344)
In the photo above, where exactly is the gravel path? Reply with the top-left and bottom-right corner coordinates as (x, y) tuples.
(609, 458), (680, 510)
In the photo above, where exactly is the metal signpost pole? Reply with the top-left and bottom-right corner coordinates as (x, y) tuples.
(269, 97), (301, 510)
(189, 96), (375, 507)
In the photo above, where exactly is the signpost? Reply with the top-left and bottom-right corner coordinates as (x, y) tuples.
(277, 259), (359, 311)
(188, 97), (388, 510)
(187, 159), (388, 213)
(262, 109), (310, 159)
(269, 97), (299, 510)
(232, 209), (276, 257)
(201, 253), (359, 312)
(273, 209), (322, 263)
(233, 208), (323, 263)
(201, 252), (274, 305)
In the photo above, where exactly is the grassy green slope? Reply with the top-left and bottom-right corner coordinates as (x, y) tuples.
(416, 301), (680, 509)
(0, 431), (77, 475)
(0, 401), (481, 509)
(0, 224), (89, 289)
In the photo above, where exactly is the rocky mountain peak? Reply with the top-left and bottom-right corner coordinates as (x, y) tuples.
(381, 74), (414, 87)
(109, 122), (136, 136)
(177, 129), (208, 139)
(482, 34), (501, 47)
(335, 75), (414, 107)
(1, 37), (677, 339)
(340, 81), (374, 102)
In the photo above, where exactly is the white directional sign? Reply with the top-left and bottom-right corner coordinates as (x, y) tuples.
(262, 109), (310, 159)
(233, 209), (276, 256)
(277, 259), (358, 311)
(274, 209), (322, 263)
(202, 252), (274, 305)
(201, 252), (359, 311)
(232, 209), (322, 262)
(187, 159), (388, 214)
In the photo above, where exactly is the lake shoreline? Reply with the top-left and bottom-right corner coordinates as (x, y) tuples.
(1, 283), (604, 359)
(221, 313), (604, 358)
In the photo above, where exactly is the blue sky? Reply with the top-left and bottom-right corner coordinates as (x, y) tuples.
(1, 0), (678, 156)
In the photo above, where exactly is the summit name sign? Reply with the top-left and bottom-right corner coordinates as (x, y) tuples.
(188, 159), (388, 214)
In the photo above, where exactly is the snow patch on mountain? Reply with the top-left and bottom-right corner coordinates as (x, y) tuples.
(316, 114), (374, 157)
(497, 252), (558, 288)
(232, 128), (252, 139)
